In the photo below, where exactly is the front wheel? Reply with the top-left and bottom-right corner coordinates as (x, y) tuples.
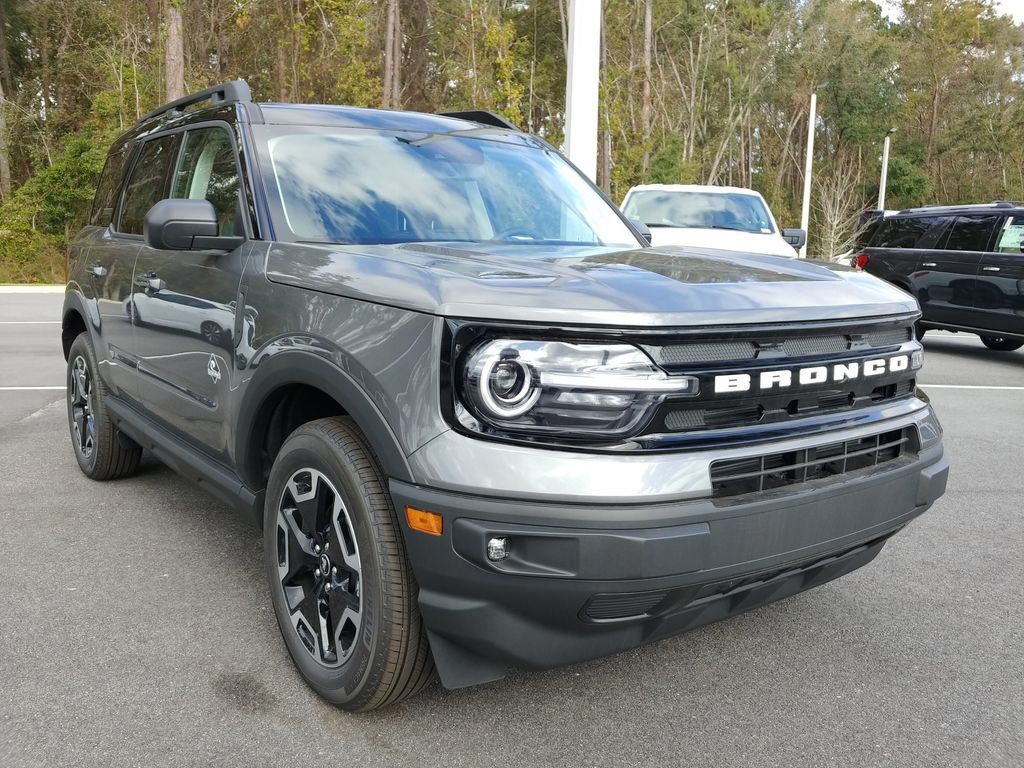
(980, 335), (1023, 351)
(263, 417), (435, 711)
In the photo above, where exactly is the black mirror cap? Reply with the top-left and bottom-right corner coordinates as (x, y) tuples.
(782, 228), (807, 249)
(629, 218), (653, 246)
(143, 199), (243, 251)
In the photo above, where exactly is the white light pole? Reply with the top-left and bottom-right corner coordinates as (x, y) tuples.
(798, 89), (819, 258)
(564, 0), (601, 181)
(877, 128), (896, 211)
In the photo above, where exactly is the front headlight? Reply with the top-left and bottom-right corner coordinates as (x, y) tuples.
(456, 338), (697, 440)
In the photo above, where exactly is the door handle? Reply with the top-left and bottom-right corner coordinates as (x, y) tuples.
(88, 262), (108, 279)
(982, 266), (1001, 272)
(922, 262), (937, 267)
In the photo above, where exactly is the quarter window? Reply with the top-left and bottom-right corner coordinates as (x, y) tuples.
(90, 146), (133, 227)
(940, 215), (1000, 252)
(117, 135), (179, 235)
(172, 127), (241, 236)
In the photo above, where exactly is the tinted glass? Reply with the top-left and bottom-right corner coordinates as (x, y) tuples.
(263, 131), (638, 247)
(994, 216), (1024, 253)
(941, 215), (999, 252)
(869, 216), (933, 248)
(622, 190), (774, 233)
(90, 146), (133, 227)
(117, 135), (178, 235)
(172, 127), (240, 236)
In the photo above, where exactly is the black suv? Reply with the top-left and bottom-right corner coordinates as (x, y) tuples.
(859, 202), (1024, 350)
(62, 82), (948, 710)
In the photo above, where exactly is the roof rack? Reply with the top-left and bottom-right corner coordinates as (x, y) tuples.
(991, 200), (1018, 208)
(438, 110), (520, 131)
(136, 80), (252, 125)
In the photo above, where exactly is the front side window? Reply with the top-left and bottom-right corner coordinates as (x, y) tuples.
(941, 215), (1000, 252)
(117, 135), (179, 235)
(622, 191), (775, 234)
(260, 129), (638, 247)
(994, 216), (1024, 253)
(172, 127), (241, 236)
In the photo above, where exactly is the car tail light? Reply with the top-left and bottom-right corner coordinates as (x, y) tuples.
(855, 253), (870, 270)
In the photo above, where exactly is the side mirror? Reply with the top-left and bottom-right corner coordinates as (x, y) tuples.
(781, 228), (807, 249)
(630, 218), (653, 246)
(143, 199), (244, 251)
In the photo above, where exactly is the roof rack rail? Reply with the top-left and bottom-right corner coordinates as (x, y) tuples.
(438, 110), (520, 131)
(136, 79), (252, 125)
(991, 200), (1017, 208)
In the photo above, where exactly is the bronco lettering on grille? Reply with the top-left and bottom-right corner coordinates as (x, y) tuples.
(714, 354), (910, 394)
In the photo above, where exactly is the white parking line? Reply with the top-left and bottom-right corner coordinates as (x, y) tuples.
(0, 321), (61, 324)
(0, 386), (65, 391)
(920, 384), (1024, 391)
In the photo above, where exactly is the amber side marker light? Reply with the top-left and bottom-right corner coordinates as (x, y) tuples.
(406, 506), (443, 536)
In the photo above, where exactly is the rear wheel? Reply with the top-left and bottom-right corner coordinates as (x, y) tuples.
(66, 333), (142, 479)
(263, 417), (435, 711)
(980, 335), (1023, 351)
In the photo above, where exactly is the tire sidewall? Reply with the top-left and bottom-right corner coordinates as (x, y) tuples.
(263, 431), (390, 709)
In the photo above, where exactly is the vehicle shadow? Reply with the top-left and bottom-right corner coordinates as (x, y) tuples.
(923, 337), (1024, 368)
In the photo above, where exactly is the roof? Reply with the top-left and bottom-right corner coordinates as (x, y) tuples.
(893, 202), (1024, 216)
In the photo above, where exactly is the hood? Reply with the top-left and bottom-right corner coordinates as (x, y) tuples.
(648, 226), (798, 258)
(265, 242), (918, 327)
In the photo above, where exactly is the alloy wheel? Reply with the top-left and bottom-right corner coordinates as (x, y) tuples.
(276, 468), (362, 667)
(69, 355), (95, 459)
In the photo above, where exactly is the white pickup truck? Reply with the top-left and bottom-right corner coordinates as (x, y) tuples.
(621, 184), (806, 257)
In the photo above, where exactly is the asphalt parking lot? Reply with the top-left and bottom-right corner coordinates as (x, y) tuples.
(1, 288), (1021, 768)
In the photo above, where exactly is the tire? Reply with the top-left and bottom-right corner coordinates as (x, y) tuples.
(263, 417), (435, 711)
(980, 335), (1023, 351)
(66, 332), (142, 480)
(199, 320), (223, 346)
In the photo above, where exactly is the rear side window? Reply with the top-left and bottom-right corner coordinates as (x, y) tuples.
(994, 216), (1024, 253)
(116, 135), (179, 235)
(869, 216), (937, 248)
(89, 147), (132, 227)
(172, 127), (241, 236)
(940, 215), (1000, 252)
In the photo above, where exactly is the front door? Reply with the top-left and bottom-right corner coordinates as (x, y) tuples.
(133, 125), (249, 463)
(973, 215), (1024, 336)
(915, 214), (1000, 328)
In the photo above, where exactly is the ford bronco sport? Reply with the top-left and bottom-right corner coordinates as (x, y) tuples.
(62, 81), (949, 711)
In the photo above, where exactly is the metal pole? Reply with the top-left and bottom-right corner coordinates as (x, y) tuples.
(564, 0), (601, 181)
(798, 91), (816, 258)
(877, 132), (892, 211)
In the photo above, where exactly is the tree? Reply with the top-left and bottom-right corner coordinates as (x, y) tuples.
(165, 0), (184, 101)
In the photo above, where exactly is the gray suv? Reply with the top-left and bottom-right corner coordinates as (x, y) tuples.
(62, 81), (949, 711)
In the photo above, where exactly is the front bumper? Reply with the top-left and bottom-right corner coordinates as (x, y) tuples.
(392, 406), (948, 689)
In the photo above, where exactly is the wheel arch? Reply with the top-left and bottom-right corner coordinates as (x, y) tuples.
(235, 350), (414, 496)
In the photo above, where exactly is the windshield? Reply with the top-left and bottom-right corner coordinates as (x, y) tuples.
(260, 129), (639, 247)
(622, 190), (775, 234)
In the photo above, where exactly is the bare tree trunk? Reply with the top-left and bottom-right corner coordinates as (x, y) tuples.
(640, 0), (652, 173)
(382, 0), (401, 108)
(598, 4), (611, 194)
(0, 77), (11, 201)
(165, 0), (185, 101)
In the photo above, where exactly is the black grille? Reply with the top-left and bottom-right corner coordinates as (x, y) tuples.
(709, 427), (914, 499)
(584, 590), (669, 620)
(648, 325), (912, 369)
(663, 379), (916, 432)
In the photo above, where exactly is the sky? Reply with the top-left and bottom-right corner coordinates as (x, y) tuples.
(876, 0), (1024, 23)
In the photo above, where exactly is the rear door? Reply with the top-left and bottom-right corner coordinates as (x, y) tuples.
(865, 215), (937, 284)
(973, 215), (1024, 335)
(132, 124), (249, 462)
(90, 135), (179, 403)
(915, 214), (1000, 328)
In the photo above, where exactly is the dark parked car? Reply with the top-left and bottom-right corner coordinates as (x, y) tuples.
(62, 81), (948, 711)
(859, 202), (1024, 350)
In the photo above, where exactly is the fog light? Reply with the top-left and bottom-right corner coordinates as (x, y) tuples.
(486, 537), (510, 562)
(910, 348), (924, 370)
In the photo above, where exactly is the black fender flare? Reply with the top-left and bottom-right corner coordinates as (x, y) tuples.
(61, 288), (95, 359)
(233, 350), (414, 490)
